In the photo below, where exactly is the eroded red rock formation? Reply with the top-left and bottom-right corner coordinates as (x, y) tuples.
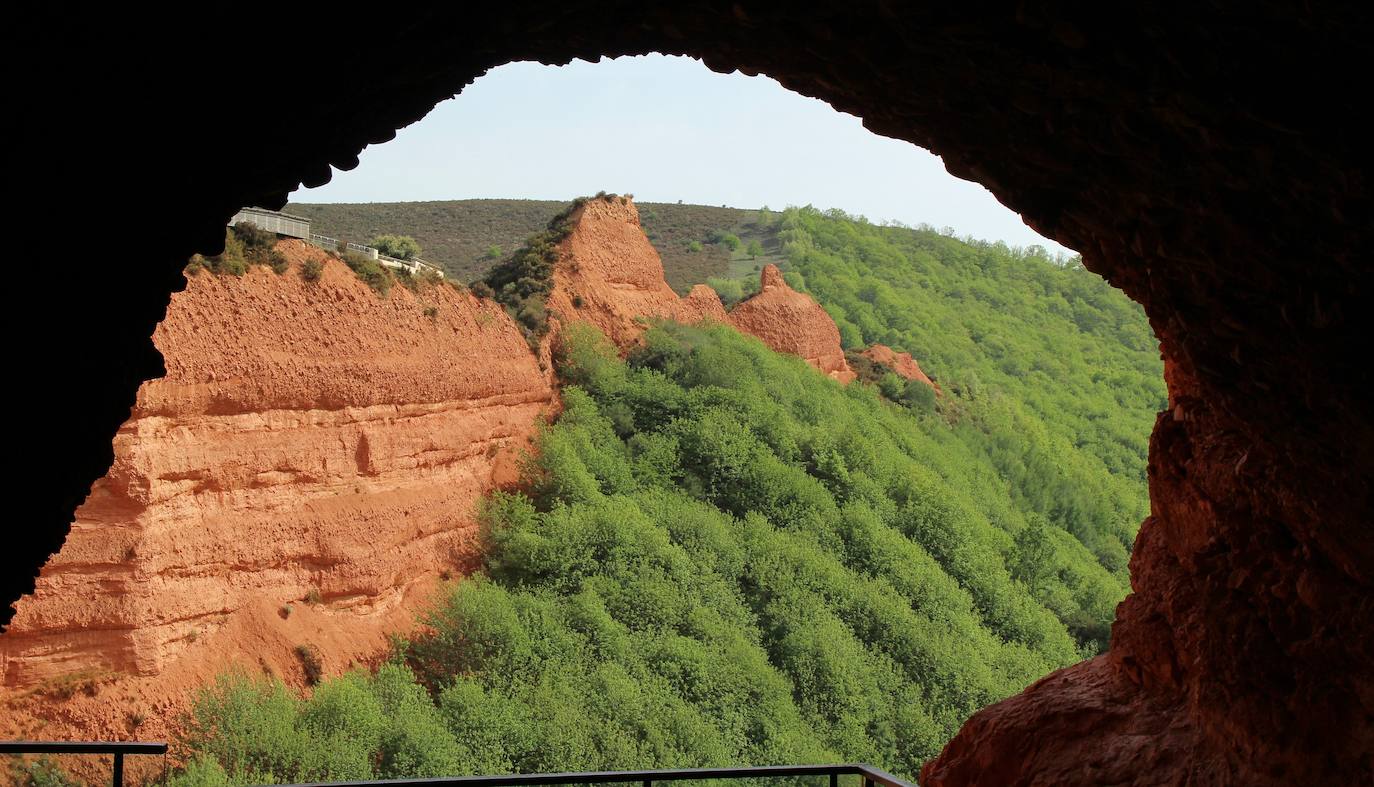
(860, 344), (938, 392)
(729, 265), (856, 383)
(544, 197), (729, 348)
(544, 197), (693, 346)
(679, 284), (730, 323)
(2, 243), (554, 703)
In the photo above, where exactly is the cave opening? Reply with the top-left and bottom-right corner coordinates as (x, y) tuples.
(6, 6), (1370, 785)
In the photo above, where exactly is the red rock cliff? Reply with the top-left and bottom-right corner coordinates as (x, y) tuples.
(543, 201), (854, 389)
(729, 265), (856, 383)
(544, 197), (726, 346)
(0, 243), (554, 704)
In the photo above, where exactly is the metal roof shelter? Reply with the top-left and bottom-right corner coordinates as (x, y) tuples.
(228, 206), (312, 240)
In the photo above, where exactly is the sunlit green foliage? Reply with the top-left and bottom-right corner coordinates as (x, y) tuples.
(371, 234), (422, 260)
(173, 321), (1142, 784)
(771, 207), (1163, 572)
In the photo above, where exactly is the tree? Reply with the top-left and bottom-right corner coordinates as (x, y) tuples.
(371, 234), (421, 260)
(746, 239), (764, 259)
(901, 380), (937, 410)
(1011, 514), (1056, 592)
(708, 230), (741, 252)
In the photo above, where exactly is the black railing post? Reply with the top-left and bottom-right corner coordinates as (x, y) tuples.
(830, 772), (838, 787)
(113, 751), (124, 787)
(644, 779), (652, 787)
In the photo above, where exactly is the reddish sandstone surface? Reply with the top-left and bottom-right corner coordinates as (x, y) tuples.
(860, 344), (938, 391)
(679, 283), (729, 323)
(0, 243), (554, 745)
(543, 201), (851, 390)
(544, 197), (726, 346)
(728, 265), (856, 383)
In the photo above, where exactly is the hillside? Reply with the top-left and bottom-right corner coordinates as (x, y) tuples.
(286, 199), (781, 292)
(766, 207), (1164, 572)
(288, 198), (1162, 571)
(160, 318), (1138, 784)
(5, 196), (1163, 785)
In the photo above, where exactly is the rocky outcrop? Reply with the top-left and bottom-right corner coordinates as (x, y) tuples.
(728, 265), (856, 383)
(679, 284), (729, 323)
(544, 202), (852, 388)
(860, 344), (938, 391)
(544, 197), (707, 347)
(1, 242), (554, 693)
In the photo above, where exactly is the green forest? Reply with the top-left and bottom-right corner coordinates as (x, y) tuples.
(751, 206), (1164, 574)
(66, 200), (1165, 786)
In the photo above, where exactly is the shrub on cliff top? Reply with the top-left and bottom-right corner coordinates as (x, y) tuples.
(478, 195), (599, 347)
(231, 221), (277, 250)
(191, 226), (288, 278)
(371, 234), (421, 261)
(342, 251), (393, 295)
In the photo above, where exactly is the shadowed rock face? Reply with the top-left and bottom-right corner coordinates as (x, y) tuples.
(9, 6), (1371, 784)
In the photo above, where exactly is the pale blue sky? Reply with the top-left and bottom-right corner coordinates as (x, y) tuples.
(296, 55), (1071, 255)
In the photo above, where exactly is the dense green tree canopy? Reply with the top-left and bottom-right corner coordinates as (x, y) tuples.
(371, 234), (422, 260)
(168, 317), (1146, 785)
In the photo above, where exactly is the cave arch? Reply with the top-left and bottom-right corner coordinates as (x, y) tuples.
(8, 5), (1370, 784)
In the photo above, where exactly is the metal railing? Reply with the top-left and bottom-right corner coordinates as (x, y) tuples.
(0, 740), (167, 786)
(273, 763), (915, 787)
(2, 742), (914, 787)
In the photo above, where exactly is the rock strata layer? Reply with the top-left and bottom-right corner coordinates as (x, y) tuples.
(1, 242), (554, 690)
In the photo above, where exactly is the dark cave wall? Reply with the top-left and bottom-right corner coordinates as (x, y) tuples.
(7, 4), (1371, 783)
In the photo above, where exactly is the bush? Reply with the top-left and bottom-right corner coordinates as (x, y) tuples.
(301, 258), (323, 283)
(707, 230), (741, 251)
(342, 251), (393, 295)
(706, 276), (746, 307)
(9, 757), (81, 787)
(486, 245), (502, 260)
(268, 249), (289, 274)
(481, 197), (589, 345)
(901, 380), (937, 410)
(296, 644), (324, 686)
(686, 240), (703, 253)
(371, 234), (421, 261)
(231, 221), (278, 249)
